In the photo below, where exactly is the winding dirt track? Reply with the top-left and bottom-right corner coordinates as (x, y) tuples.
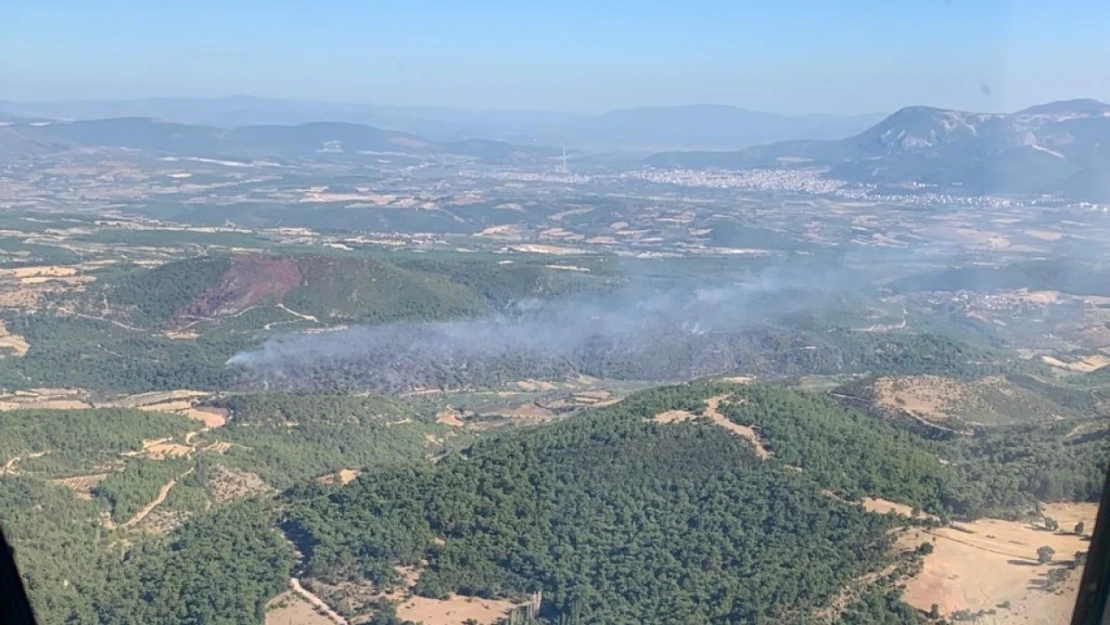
(121, 467), (194, 528)
(703, 395), (772, 458)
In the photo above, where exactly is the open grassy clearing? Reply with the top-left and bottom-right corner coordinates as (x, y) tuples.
(899, 502), (1096, 624)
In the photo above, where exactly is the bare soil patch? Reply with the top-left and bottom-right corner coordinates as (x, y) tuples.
(481, 402), (555, 421)
(109, 391), (227, 428)
(266, 591), (336, 625)
(143, 440), (192, 459)
(872, 375), (966, 421)
(507, 244), (584, 256)
(394, 595), (519, 625)
(139, 400), (194, 412)
(1041, 353), (1110, 373)
(0, 388), (92, 411)
(20, 275), (95, 285)
(652, 409), (695, 424)
(861, 497), (917, 517)
(317, 468), (361, 486)
(181, 406), (228, 428)
(5, 265), (78, 279)
(436, 407), (466, 427)
(513, 379), (558, 391)
(900, 503), (1097, 623)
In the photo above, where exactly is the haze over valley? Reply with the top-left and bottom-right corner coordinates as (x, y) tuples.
(0, 86), (1108, 625)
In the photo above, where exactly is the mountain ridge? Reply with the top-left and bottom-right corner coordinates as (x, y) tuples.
(0, 115), (561, 163)
(0, 96), (885, 152)
(646, 99), (1110, 200)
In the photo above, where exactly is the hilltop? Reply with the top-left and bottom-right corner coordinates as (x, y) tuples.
(71, 253), (612, 330)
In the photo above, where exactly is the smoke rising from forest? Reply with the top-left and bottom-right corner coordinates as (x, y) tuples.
(227, 264), (872, 392)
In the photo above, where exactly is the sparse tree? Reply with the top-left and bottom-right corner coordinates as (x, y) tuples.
(929, 603), (941, 619)
(1037, 545), (1056, 564)
(1043, 516), (1059, 531)
(1074, 521), (1085, 536)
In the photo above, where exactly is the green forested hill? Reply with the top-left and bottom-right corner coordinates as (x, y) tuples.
(284, 382), (1109, 625)
(283, 255), (488, 323)
(209, 391), (455, 489)
(0, 382), (1104, 625)
(287, 407), (901, 625)
(0, 407), (197, 476)
(74, 252), (618, 331)
(0, 479), (294, 625)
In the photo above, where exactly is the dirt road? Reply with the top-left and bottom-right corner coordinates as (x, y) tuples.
(121, 467), (194, 528)
(289, 578), (348, 625)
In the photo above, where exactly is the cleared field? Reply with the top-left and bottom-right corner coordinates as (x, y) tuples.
(4, 265), (78, 279)
(480, 402), (555, 421)
(317, 468), (360, 485)
(900, 502), (1097, 624)
(139, 400), (194, 412)
(0, 287), (42, 309)
(181, 407), (228, 428)
(870, 374), (1070, 425)
(109, 390), (227, 428)
(203, 440), (231, 454)
(112, 390), (210, 408)
(142, 439), (191, 459)
(0, 388), (92, 410)
(513, 379), (558, 391)
(52, 472), (110, 499)
(435, 407), (465, 427)
(873, 375), (965, 421)
(1041, 354), (1110, 373)
(394, 595), (519, 625)
(652, 409), (695, 424)
(861, 497), (917, 517)
(20, 275), (95, 285)
(265, 591), (336, 625)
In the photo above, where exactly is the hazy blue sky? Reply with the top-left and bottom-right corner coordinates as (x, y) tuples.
(2, 1), (1108, 114)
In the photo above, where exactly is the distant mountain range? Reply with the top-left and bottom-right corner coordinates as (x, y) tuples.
(0, 96), (883, 152)
(5, 97), (1109, 200)
(0, 116), (564, 163)
(646, 99), (1110, 200)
